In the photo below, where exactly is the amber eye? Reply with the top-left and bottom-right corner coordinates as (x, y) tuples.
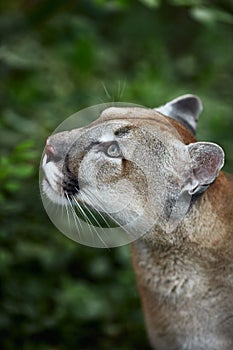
(106, 142), (122, 158)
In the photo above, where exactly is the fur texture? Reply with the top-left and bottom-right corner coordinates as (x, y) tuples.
(42, 96), (233, 349)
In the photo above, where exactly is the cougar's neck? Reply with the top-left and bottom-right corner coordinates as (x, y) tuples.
(140, 172), (233, 257)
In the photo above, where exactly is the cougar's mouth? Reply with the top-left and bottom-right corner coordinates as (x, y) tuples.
(42, 153), (64, 205)
(42, 153), (79, 205)
(42, 152), (118, 230)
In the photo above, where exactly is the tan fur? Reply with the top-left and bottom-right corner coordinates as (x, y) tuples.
(131, 121), (233, 350)
(43, 99), (233, 350)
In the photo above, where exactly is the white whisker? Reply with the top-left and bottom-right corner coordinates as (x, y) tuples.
(64, 193), (71, 229)
(101, 81), (111, 100)
(66, 195), (82, 230)
(118, 80), (126, 100)
(79, 191), (112, 229)
(72, 194), (108, 248)
(81, 188), (131, 235)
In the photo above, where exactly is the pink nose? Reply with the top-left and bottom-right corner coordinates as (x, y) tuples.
(45, 139), (57, 163)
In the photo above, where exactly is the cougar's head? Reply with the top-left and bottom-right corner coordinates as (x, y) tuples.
(41, 96), (224, 247)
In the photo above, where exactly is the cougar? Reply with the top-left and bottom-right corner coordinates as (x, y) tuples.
(42, 95), (233, 350)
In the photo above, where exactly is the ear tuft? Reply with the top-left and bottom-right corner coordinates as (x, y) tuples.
(156, 94), (203, 135)
(186, 142), (225, 195)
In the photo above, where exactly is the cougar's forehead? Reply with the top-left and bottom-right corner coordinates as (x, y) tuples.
(97, 106), (183, 141)
(47, 106), (184, 155)
(99, 107), (167, 124)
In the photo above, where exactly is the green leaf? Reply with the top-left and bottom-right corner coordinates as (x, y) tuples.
(139, 0), (160, 8)
(14, 140), (35, 152)
(171, 0), (204, 6)
(191, 7), (233, 24)
(5, 181), (21, 192)
(10, 164), (34, 179)
(0, 157), (11, 180)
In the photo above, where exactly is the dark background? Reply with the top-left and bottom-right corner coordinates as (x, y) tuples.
(1, 1), (233, 349)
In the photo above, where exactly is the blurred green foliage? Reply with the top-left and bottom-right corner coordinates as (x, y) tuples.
(0, 0), (232, 349)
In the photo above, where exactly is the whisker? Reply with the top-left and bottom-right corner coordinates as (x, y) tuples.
(79, 191), (113, 229)
(72, 194), (108, 248)
(61, 191), (65, 218)
(118, 80), (126, 100)
(77, 194), (111, 235)
(64, 193), (72, 229)
(72, 197), (96, 242)
(79, 193), (117, 234)
(67, 193), (97, 244)
(81, 188), (131, 235)
(66, 195), (82, 230)
(101, 81), (111, 100)
(72, 195), (95, 227)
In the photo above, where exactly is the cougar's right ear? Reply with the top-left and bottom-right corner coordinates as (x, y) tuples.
(155, 94), (203, 135)
(185, 142), (225, 195)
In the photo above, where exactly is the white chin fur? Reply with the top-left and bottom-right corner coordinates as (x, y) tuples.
(42, 178), (68, 205)
(42, 158), (67, 205)
(42, 160), (63, 191)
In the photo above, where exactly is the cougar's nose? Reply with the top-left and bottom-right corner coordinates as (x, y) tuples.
(45, 138), (61, 163)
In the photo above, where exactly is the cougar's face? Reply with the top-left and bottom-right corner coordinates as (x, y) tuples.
(41, 107), (191, 246)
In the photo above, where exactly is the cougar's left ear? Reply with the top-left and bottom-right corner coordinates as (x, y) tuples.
(185, 142), (225, 195)
(155, 94), (203, 135)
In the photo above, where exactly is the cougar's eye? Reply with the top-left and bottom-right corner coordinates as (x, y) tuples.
(106, 142), (122, 158)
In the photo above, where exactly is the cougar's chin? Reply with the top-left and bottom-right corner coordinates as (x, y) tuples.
(42, 154), (67, 205)
(42, 178), (68, 205)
